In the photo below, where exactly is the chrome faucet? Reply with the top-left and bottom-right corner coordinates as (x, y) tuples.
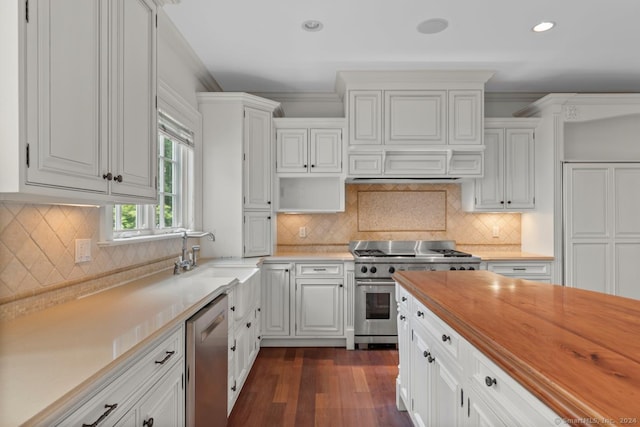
(174, 231), (215, 274)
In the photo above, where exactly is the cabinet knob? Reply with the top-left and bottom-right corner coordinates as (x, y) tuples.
(507, 201), (512, 204)
(423, 350), (430, 358)
(267, 201), (271, 204)
(246, 322), (252, 328)
(401, 296), (407, 302)
(311, 164), (315, 168)
(417, 310), (424, 318)
(500, 201), (505, 204)
(485, 376), (497, 387)
(114, 174), (123, 183)
(303, 164), (307, 168)
(427, 355), (435, 363)
(339, 284), (343, 288)
(102, 172), (113, 181)
(267, 216), (271, 220)
(230, 306), (236, 312)
(400, 315), (406, 321)
(143, 418), (154, 427)
(442, 334), (451, 343)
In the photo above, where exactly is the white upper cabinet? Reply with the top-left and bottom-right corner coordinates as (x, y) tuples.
(463, 118), (538, 211)
(275, 118), (344, 174)
(448, 90), (482, 145)
(244, 107), (273, 209)
(3, 0), (158, 204)
(348, 90), (383, 145)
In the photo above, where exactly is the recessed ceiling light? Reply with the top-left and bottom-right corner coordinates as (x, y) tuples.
(301, 20), (323, 32)
(417, 18), (449, 35)
(532, 21), (555, 32)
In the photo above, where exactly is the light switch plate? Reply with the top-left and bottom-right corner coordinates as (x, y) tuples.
(75, 239), (92, 263)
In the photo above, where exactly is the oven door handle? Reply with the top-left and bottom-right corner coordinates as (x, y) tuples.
(355, 280), (396, 287)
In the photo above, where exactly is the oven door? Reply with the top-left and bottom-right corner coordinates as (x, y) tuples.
(354, 279), (398, 341)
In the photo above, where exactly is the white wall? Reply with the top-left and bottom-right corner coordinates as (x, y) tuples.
(564, 114), (640, 160)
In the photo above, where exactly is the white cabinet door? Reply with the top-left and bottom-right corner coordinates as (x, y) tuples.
(449, 90), (482, 145)
(505, 128), (535, 209)
(232, 321), (250, 393)
(397, 308), (411, 410)
(243, 211), (271, 257)
(276, 129), (308, 173)
(310, 129), (342, 173)
(385, 91), (446, 145)
(410, 328), (431, 427)
(384, 152), (447, 176)
(475, 129), (505, 209)
(432, 355), (464, 427)
(136, 362), (184, 427)
(295, 278), (344, 336)
(468, 396), (508, 427)
(109, 0), (157, 201)
(348, 154), (383, 176)
(261, 264), (291, 336)
(244, 107), (273, 208)
(349, 90), (382, 145)
(564, 163), (640, 299)
(25, 0), (108, 193)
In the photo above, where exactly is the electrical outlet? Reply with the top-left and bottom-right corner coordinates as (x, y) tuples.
(75, 239), (92, 263)
(492, 225), (500, 238)
(299, 227), (307, 238)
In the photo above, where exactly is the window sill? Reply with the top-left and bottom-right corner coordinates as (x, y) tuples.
(97, 232), (183, 247)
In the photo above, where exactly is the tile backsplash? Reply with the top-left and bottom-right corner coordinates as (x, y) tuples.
(277, 183), (521, 248)
(0, 202), (182, 320)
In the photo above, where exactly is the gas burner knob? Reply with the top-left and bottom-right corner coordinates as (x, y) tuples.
(468, 266), (475, 270)
(360, 266), (368, 274)
(449, 266), (457, 271)
(388, 266), (395, 274)
(459, 267), (466, 271)
(370, 266), (377, 274)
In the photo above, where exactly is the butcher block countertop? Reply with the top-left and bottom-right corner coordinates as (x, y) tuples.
(393, 270), (640, 425)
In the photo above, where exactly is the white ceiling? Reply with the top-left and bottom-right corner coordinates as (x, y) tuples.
(164, 0), (640, 93)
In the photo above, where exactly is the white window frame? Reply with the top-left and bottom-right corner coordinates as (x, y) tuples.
(101, 82), (202, 243)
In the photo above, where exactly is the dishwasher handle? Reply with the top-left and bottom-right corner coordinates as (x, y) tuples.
(200, 313), (226, 343)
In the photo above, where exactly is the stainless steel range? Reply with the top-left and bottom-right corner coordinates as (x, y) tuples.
(350, 240), (480, 348)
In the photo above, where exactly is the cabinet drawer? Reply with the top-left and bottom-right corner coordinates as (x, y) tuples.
(57, 325), (184, 426)
(487, 262), (550, 276)
(413, 299), (460, 363)
(469, 347), (559, 427)
(296, 263), (343, 277)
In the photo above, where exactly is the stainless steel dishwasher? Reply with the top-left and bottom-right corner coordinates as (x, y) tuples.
(186, 294), (228, 427)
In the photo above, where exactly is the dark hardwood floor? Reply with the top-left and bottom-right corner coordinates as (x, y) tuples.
(228, 347), (413, 427)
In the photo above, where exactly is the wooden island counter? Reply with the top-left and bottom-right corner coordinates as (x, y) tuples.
(393, 270), (640, 426)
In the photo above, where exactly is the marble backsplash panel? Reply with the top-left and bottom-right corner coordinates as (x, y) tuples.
(277, 183), (521, 247)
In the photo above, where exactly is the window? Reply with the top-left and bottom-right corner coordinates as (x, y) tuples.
(111, 110), (195, 239)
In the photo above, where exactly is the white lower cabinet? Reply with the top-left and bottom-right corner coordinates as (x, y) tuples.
(226, 269), (261, 415)
(396, 283), (561, 427)
(55, 325), (184, 427)
(261, 262), (347, 344)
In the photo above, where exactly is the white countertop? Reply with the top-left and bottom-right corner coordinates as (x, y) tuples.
(0, 262), (243, 427)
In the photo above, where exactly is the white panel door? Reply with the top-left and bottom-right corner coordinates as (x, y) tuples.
(566, 167), (610, 239)
(110, 0), (157, 200)
(261, 264), (291, 336)
(397, 309), (411, 408)
(349, 90), (382, 145)
(243, 211), (271, 257)
(432, 355), (463, 427)
(244, 107), (273, 208)
(475, 129), (505, 209)
(615, 243), (640, 299)
(613, 167), (640, 238)
(276, 129), (308, 173)
(505, 129), (535, 209)
(410, 328), (431, 427)
(449, 90), (482, 145)
(310, 129), (342, 173)
(385, 91), (446, 145)
(26, 0), (108, 193)
(569, 243), (610, 294)
(295, 279), (343, 336)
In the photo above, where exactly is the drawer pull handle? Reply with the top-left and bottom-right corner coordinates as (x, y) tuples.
(230, 306), (236, 312)
(427, 355), (435, 363)
(442, 334), (451, 343)
(416, 311), (424, 318)
(485, 376), (497, 387)
(143, 418), (154, 427)
(313, 268), (327, 271)
(155, 350), (175, 365)
(82, 403), (118, 427)
(512, 268), (527, 271)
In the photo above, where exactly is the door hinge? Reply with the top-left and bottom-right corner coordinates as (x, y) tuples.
(26, 143), (30, 168)
(243, 153), (246, 161)
(243, 196), (246, 205)
(181, 373), (184, 390)
(25, 0), (29, 23)
(411, 329), (414, 341)
(155, 13), (158, 28)
(461, 388), (464, 407)
(155, 96), (157, 109)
